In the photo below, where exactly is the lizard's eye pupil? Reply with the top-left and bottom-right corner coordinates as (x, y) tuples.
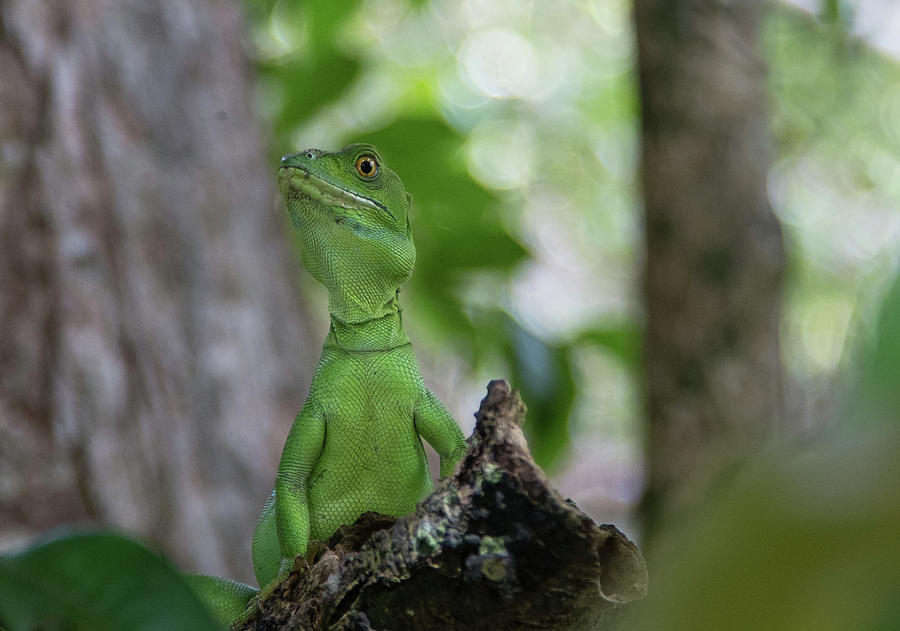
(355, 155), (378, 178)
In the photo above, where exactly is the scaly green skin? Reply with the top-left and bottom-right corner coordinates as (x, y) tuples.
(189, 144), (466, 626)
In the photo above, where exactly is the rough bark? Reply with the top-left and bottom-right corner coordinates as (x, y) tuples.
(633, 0), (786, 532)
(0, 1), (313, 581)
(238, 381), (647, 631)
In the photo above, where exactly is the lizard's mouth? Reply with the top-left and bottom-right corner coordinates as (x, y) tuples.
(279, 166), (394, 220)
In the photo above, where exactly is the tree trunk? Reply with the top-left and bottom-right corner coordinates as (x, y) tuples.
(633, 0), (786, 532)
(0, 0), (313, 581)
(238, 381), (647, 631)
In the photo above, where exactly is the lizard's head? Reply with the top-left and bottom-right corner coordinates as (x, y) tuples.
(278, 143), (416, 321)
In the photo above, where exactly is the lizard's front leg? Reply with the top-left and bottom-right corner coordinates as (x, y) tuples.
(272, 401), (325, 580)
(415, 388), (467, 477)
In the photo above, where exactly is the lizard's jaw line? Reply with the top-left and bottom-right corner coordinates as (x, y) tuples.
(279, 166), (394, 220)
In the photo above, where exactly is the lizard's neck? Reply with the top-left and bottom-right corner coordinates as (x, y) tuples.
(324, 293), (410, 352)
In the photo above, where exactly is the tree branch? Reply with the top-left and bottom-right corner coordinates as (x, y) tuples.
(238, 381), (647, 631)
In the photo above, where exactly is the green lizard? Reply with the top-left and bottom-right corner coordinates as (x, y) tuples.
(187, 144), (467, 625)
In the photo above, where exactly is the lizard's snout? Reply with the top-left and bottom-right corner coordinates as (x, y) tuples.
(281, 149), (322, 169)
(280, 154), (302, 169)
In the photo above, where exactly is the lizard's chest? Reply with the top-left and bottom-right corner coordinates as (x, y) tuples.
(307, 346), (428, 494)
(310, 346), (422, 434)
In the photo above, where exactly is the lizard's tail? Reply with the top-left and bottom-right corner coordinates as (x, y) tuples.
(183, 573), (257, 627)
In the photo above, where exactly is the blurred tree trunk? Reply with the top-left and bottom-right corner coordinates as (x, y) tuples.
(634, 1), (786, 533)
(0, 0), (313, 582)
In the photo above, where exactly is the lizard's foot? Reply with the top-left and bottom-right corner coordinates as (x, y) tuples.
(254, 544), (330, 608)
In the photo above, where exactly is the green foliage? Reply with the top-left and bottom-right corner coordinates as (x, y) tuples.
(249, 0), (362, 139)
(767, 8), (897, 158)
(849, 273), (900, 428)
(260, 52), (359, 140)
(0, 530), (223, 631)
(500, 315), (575, 466)
(765, 6), (900, 384)
(577, 322), (641, 374)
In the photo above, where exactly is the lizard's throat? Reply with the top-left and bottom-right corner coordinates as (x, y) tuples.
(325, 292), (410, 352)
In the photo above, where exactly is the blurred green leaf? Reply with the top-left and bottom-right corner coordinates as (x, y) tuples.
(577, 322), (642, 373)
(306, 0), (360, 51)
(260, 52), (360, 139)
(494, 314), (576, 470)
(0, 530), (223, 631)
(850, 274), (900, 427)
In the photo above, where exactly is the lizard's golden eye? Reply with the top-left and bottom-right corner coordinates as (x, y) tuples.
(355, 155), (379, 179)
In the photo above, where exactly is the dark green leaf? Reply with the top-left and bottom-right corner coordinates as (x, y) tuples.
(261, 52), (360, 139)
(850, 274), (900, 427)
(0, 530), (223, 631)
(500, 314), (576, 471)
